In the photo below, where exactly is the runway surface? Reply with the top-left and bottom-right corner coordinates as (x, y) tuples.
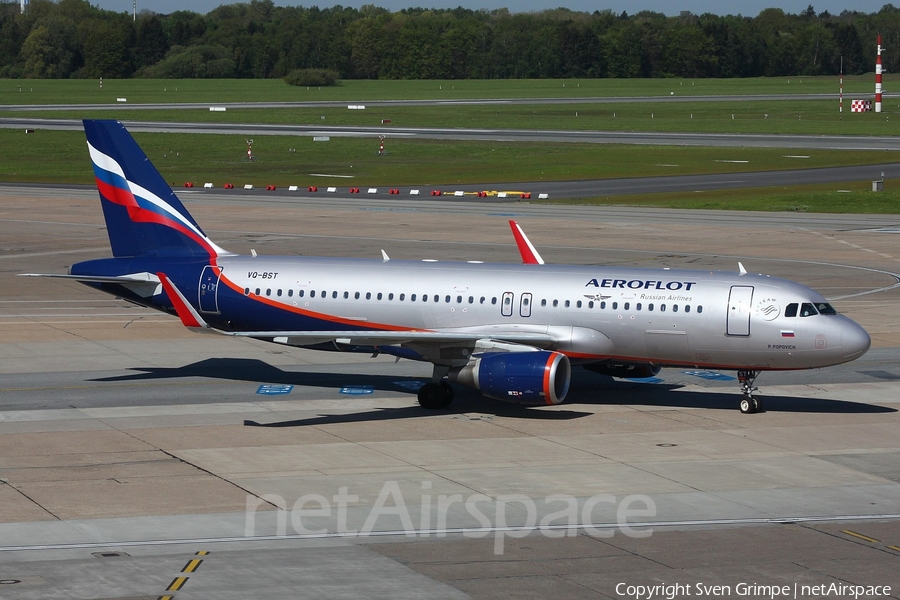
(5, 116), (900, 151)
(0, 187), (898, 599)
(0, 93), (866, 112)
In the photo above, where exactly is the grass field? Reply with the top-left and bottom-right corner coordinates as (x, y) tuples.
(2, 128), (895, 187)
(549, 180), (900, 213)
(0, 75), (885, 105)
(3, 76), (900, 212)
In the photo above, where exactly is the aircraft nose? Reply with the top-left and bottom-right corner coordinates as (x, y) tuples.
(841, 317), (871, 360)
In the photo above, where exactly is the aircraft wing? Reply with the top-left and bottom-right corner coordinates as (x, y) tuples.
(226, 329), (555, 346)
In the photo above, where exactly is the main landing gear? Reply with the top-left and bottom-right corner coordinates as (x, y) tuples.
(417, 365), (454, 409)
(737, 369), (763, 414)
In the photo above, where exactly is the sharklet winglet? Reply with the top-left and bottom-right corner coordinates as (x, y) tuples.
(157, 272), (210, 331)
(509, 220), (545, 265)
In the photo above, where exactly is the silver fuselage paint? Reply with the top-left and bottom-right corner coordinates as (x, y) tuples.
(219, 256), (870, 371)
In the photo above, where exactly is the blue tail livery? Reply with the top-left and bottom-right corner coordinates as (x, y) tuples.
(20, 120), (871, 413)
(84, 119), (228, 259)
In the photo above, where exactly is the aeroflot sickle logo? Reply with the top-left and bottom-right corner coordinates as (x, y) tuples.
(586, 278), (698, 291)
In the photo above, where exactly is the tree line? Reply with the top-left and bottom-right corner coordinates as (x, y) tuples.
(1, 0), (899, 80)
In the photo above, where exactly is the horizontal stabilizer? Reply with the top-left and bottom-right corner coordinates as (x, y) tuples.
(19, 272), (160, 284)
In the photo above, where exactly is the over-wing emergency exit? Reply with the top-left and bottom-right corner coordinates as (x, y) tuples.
(23, 120), (871, 414)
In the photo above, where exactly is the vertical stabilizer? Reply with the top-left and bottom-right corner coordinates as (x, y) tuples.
(83, 119), (227, 259)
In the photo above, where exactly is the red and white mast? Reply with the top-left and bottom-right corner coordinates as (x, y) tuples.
(876, 34), (883, 113)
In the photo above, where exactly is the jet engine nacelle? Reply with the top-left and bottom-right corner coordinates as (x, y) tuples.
(583, 363), (661, 379)
(450, 350), (571, 405)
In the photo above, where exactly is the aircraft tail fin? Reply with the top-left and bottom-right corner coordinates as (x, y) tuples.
(83, 119), (229, 259)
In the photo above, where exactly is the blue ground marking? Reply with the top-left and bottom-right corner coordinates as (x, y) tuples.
(682, 371), (736, 381)
(340, 386), (375, 395)
(257, 384), (294, 395)
(393, 380), (427, 391)
(625, 377), (664, 384)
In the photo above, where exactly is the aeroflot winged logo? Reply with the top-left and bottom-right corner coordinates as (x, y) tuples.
(88, 142), (226, 258)
(586, 278), (697, 291)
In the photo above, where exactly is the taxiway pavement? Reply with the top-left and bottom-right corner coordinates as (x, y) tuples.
(0, 189), (898, 599)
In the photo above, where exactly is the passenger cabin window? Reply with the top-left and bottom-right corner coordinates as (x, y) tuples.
(355, 292), (360, 299)
(277, 289), (282, 296)
(816, 302), (837, 315)
(492, 297), (497, 305)
(553, 300), (559, 307)
(576, 300), (582, 308)
(244, 288), (250, 295)
(377, 293), (383, 300)
(332, 291), (338, 299)
(298, 290), (304, 298)
(623, 302), (629, 310)
(388, 293), (394, 300)
(697, 306), (703, 314)
(288, 289), (293, 297)
(400, 294), (406, 301)
(612, 302), (618, 310)
(564, 300), (570, 308)
(800, 303), (818, 317)
(255, 288), (260, 296)
(411, 294), (417, 301)
(266, 289), (271, 296)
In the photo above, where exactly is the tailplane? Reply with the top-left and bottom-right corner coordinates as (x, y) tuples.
(84, 119), (229, 258)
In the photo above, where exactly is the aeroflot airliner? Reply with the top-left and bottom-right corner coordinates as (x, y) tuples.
(25, 120), (872, 414)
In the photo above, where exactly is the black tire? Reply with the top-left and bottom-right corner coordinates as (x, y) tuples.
(418, 382), (450, 409)
(439, 380), (455, 404)
(740, 397), (754, 414)
(752, 397), (763, 413)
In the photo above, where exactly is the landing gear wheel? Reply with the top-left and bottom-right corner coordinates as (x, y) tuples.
(418, 382), (453, 409)
(439, 380), (455, 403)
(737, 369), (762, 414)
(740, 395), (761, 414)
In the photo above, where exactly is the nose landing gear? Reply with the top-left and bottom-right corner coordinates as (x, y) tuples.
(737, 369), (763, 414)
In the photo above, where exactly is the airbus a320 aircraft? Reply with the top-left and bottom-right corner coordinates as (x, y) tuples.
(25, 120), (871, 414)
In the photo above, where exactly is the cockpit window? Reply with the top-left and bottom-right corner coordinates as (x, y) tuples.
(815, 302), (838, 315)
(785, 303), (798, 318)
(799, 302), (818, 317)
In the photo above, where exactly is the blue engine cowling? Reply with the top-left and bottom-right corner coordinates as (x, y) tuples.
(450, 351), (571, 405)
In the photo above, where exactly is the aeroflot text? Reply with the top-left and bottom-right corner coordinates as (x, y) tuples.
(586, 279), (697, 291)
(615, 582), (892, 600)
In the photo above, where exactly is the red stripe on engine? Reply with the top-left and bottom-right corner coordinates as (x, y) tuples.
(543, 352), (555, 405)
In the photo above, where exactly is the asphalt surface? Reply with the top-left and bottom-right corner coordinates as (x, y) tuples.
(0, 93), (873, 112)
(5, 115), (900, 152)
(1, 141), (899, 598)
